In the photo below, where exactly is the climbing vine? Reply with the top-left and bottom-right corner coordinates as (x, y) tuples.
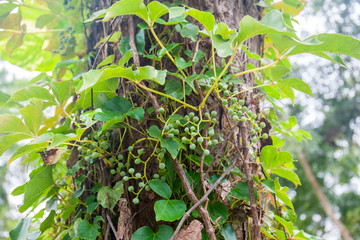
(0, 0), (359, 239)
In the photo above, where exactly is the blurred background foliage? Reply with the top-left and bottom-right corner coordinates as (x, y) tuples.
(285, 0), (360, 238)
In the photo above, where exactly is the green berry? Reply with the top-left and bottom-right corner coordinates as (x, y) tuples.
(185, 127), (190, 133)
(105, 132), (110, 137)
(211, 118), (217, 124)
(241, 117), (247, 122)
(153, 174), (160, 179)
(204, 150), (210, 155)
(111, 169), (116, 174)
(260, 122), (266, 128)
(118, 154), (124, 160)
(87, 149), (91, 154)
(145, 185), (151, 191)
(182, 137), (188, 143)
(190, 144), (196, 150)
(224, 90), (230, 97)
(92, 152), (98, 158)
(109, 157), (115, 163)
(222, 99), (228, 106)
(251, 137), (258, 143)
(85, 156), (90, 161)
(250, 129), (256, 135)
(128, 186), (134, 192)
(262, 133), (269, 139)
(175, 120), (181, 126)
(164, 126), (170, 132)
(158, 152), (164, 159)
(128, 146), (134, 152)
(208, 141), (213, 146)
(135, 173), (141, 178)
(123, 176), (129, 181)
(242, 106), (248, 111)
(120, 171), (126, 177)
(189, 112), (195, 118)
(212, 139), (218, 145)
(209, 129), (215, 136)
(168, 124), (173, 129)
(159, 163), (166, 169)
(233, 115), (239, 121)
(231, 98), (237, 104)
(238, 99), (245, 105)
(251, 113), (257, 119)
(172, 129), (180, 135)
(133, 198), (139, 204)
(161, 176), (167, 182)
(193, 116), (199, 123)
(211, 111), (217, 117)
(128, 168), (135, 174)
(137, 148), (144, 155)
(197, 137), (204, 143)
(190, 126), (196, 132)
(228, 109), (235, 115)
(247, 110), (253, 116)
(135, 158), (141, 164)
(159, 107), (165, 114)
(118, 162), (124, 169)
(78, 146), (82, 151)
(139, 182), (145, 188)
(168, 133), (174, 138)
(205, 113), (210, 119)
(218, 83), (225, 90)
(191, 132), (197, 137)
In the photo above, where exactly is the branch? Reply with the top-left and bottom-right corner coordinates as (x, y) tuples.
(298, 152), (353, 240)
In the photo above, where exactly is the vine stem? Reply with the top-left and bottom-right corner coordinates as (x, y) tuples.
(231, 58), (282, 79)
(136, 83), (198, 111)
(200, 48), (239, 109)
(231, 82), (278, 97)
(171, 155), (241, 240)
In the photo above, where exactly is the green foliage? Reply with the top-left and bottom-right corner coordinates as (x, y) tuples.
(0, 0), (358, 239)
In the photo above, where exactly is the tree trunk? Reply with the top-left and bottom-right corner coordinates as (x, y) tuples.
(85, 1), (263, 239)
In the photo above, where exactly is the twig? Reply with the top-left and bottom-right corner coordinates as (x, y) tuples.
(171, 155), (240, 240)
(106, 214), (120, 240)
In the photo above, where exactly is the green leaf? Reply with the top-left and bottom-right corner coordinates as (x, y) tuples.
(260, 146), (278, 171)
(0, 3), (18, 17)
(215, 22), (234, 40)
(19, 101), (46, 136)
(118, 51), (133, 67)
(103, 96), (132, 114)
(8, 142), (49, 166)
(97, 181), (124, 210)
(278, 82), (295, 104)
(261, 10), (293, 31)
(9, 218), (31, 240)
(270, 151), (294, 170)
(77, 220), (100, 240)
(236, 14), (295, 46)
(94, 93), (109, 108)
(154, 199), (186, 222)
(8, 86), (56, 103)
(208, 201), (228, 225)
(175, 23), (199, 42)
(104, 0), (148, 23)
(272, 168), (301, 186)
(97, 55), (114, 68)
(126, 108), (144, 122)
(283, 209), (297, 223)
(147, 1), (168, 25)
(211, 34), (235, 58)
(148, 179), (172, 199)
(147, 125), (162, 139)
(50, 81), (73, 105)
(228, 182), (255, 203)
(84, 9), (108, 23)
(261, 179), (275, 193)
(23, 166), (54, 212)
(274, 215), (294, 235)
(279, 77), (313, 97)
(185, 9), (215, 33)
(220, 224), (236, 240)
(270, 65), (291, 81)
(135, 66), (167, 85)
(0, 114), (31, 135)
(40, 210), (56, 232)
(119, 36), (131, 55)
(136, 29), (145, 54)
(0, 134), (32, 156)
(165, 80), (186, 100)
(35, 14), (56, 28)
(132, 225), (174, 240)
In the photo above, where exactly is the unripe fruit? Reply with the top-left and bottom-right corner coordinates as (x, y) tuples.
(78, 146), (83, 151)
(128, 146), (134, 152)
(189, 112), (195, 118)
(120, 171), (126, 177)
(233, 115), (239, 121)
(209, 129), (215, 136)
(159, 163), (166, 169)
(85, 156), (90, 161)
(197, 137), (204, 143)
(87, 149), (91, 154)
(228, 109), (235, 115)
(262, 133), (269, 139)
(109, 157), (115, 163)
(231, 98), (237, 104)
(154, 174), (160, 179)
(211, 118), (217, 123)
(193, 116), (199, 123)
(123, 176), (129, 181)
(175, 120), (181, 126)
(211, 111), (217, 117)
(111, 169), (116, 174)
(190, 144), (196, 150)
(137, 148), (144, 155)
(128, 186), (134, 192)
(145, 185), (151, 191)
(105, 132), (110, 137)
(139, 182), (145, 188)
(118, 154), (124, 160)
(185, 127), (190, 133)
(135, 173), (141, 178)
(164, 126), (169, 132)
(128, 168), (135, 174)
(250, 129), (256, 135)
(168, 133), (174, 138)
(133, 198), (139, 204)
(251, 137), (258, 143)
(212, 139), (218, 145)
(92, 152), (98, 158)
(204, 150), (210, 155)
(222, 99), (228, 106)
(135, 158), (141, 164)
(241, 117), (247, 122)
(191, 132), (197, 137)
(182, 137), (188, 143)
(161, 176), (167, 181)
(260, 122), (266, 128)
(205, 113), (210, 119)
(190, 126), (196, 132)
(224, 90), (230, 97)
(118, 162), (124, 168)
(251, 113), (257, 119)
(159, 107), (165, 114)
(242, 106), (248, 111)
(238, 99), (245, 105)
(158, 152), (164, 159)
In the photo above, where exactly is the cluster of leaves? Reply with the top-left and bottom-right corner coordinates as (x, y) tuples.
(0, 0), (359, 239)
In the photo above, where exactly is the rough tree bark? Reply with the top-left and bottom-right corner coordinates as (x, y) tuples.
(84, 0), (264, 239)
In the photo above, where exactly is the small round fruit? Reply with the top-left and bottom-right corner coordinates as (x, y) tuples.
(193, 116), (199, 123)
(133, 198), (139, 204)
(209, 129), (215, 136)
(135, 158), (141, 165)
(118, 154), (124, 160)
(260, 122), (266, 128)
(175, 120), (181, 126)
(128, 146), (134, 152)
(92, 152), (98, 158)
(145, 185), (151, 191)
(128, 186), (134, 192)
(164, 125), (169, 132)
(233, 115), (239, 121)
(118, 162), (124, 169)
(189, 112), (195, 118)
(168, 124), (173, 129)
(238, 99), (245, 105)
(137, 148), (144, 155)
(169, 133), (174, 138)
(78, 146), (83, 151)
(128, 168), (135, 174)
(190, 126), (196, 132)
(262, 133), (269, 139)
(87, 149), (91, 154)
(105, 132), (110, 137)
(191, 132), (197, 137)
(153, 174), (160, 179)
(208, 141), (213, 146)
(159, 107), (165, 114)
(123, 176), (129, 181)
(159, 163), (166, 169)
(228, 109), (235, 115)
(109, 157), (115, 163)
(111, 169), (116, 175)
(250, 129), (256, 135)
(212, 139), (218, 145)
(85, 156), (90, 161)
(242, 106), (248, 111)
(204, 150), (210, 156)
(251, 113), (257, 119)
(211, 118), (217, 124)
(224, 90), (230, 97)
(139, 182), (145, 188)
(158, 152), (165, 159)
(172, 129), (180, 135)
(222, 99), (228, 106)
(231, 98), (237, 104)
(135, 173), (141, 178)
(190, 144), (196, 150)
(211, 111), (217, 117)
(204, 113), (210, 119)
(251, 137), (258, 143)
(197, 137), (204, 143)
(182, 137), (188, 143)
(185, 127), (190, 133)
(120, 171), (126, 177)
(161, 176), (167, 181)
(241, 117), (247, 122)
